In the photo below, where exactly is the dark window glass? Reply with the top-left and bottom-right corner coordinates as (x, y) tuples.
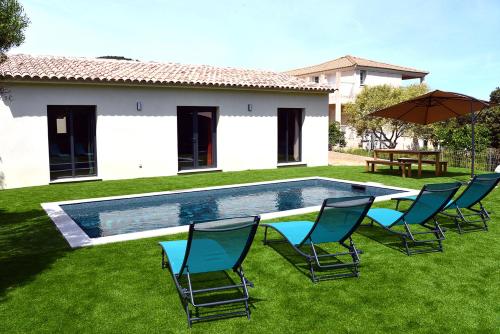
(360, 70), (367, 85)
(197, 111), (214, 167)
(277, 108), (302, 163)
(177, 110), (195, 170)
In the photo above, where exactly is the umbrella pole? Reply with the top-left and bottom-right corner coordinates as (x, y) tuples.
(470, 102), (475, 178)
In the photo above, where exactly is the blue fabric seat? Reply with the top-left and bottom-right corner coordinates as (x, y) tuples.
(159, 240), (187, 275)
(159, 216), (260, 327)
(365, 208), (404, 227)
(262, 196), (374, 282)
(263, 221), (314, 246)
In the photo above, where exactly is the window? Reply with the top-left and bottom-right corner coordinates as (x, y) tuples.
(47, 106), (97, 180)
(177, 106), (217, 170)
(313, 76), (319, 83)
(360, 70), (367, 86)
(277, 108), (302, 163)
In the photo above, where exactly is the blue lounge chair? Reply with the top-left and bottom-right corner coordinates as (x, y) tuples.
(367, 182), (461, 255)
(262, 196), (374, 282)
(394, 173), (500, 233)
(159, 216), (260, 327)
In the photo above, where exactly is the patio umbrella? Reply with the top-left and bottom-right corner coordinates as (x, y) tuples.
(368, 90), (494, 177)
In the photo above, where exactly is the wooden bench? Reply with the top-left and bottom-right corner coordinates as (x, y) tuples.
(366, 159), (412, 177)
(397, 158), (448, 174)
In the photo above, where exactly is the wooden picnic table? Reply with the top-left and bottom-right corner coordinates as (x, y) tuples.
(373, 149), (442, 177)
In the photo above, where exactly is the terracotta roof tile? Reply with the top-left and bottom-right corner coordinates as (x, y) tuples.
(285, 55), (428, 77)
(0, 54), (334, 92)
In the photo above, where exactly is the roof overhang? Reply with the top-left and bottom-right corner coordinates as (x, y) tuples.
(289, 65), (429, 79)
(0, 77), (336, 94)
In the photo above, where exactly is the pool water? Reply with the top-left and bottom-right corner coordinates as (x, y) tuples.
(61, 179), (403, 238)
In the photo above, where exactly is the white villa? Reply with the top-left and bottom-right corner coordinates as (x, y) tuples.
(286, 55), (429, 148)
(0, 55), (332, 189)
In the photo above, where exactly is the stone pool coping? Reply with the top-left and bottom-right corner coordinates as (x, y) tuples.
(41, 176), (418, 248)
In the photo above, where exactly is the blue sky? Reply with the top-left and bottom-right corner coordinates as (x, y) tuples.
(12, 0), (500, 99)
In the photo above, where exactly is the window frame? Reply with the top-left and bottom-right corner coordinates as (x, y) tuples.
(177, 106), (218, 171)
(47, 105), (98, 181)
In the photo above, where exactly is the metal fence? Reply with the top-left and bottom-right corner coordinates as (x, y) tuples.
(335, 148), (500, 172)
(441, 148), (500, 172)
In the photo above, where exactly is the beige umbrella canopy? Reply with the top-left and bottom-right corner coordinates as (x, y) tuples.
(369, 90), (495, 176)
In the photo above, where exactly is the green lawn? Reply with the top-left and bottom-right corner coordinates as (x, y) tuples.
(0, 166), (499, 333)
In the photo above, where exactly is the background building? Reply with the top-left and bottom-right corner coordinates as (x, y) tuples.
(286, 55), (428, 149)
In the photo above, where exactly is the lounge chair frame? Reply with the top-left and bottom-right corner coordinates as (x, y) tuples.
(370, 183), (460, 255)
(395, 175), (500, 234)
(160, 216), (259, 327)
(263, 196), (374, 282)
(441, 202), (491, 233)
(368, 215), (446, 256)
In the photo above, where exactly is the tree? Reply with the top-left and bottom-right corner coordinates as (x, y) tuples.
(476, 87), (500, 148)
(490, 86), (500, 103)
(328, 122), (346, 150)
(434, 117), (491, 152)
(428, 87), (498, 151)
(0, 0), (30, 61)
(344, 84), (429, 148)
(409, 124), (439, 149)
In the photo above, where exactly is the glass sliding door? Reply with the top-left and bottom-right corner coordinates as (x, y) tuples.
(47, 109), (72, 179)
(277, 108), (302, 163)
(197, 111), (215, 167)
(72, 110), (97, 177)
(177, 110), (195, 170)
(47, 106), (97, 180)
(177, 107), (217, 170)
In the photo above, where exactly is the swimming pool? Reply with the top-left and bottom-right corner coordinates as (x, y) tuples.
(42, 177), (417, 248)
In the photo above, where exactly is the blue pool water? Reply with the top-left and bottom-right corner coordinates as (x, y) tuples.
(61, 179), (403, 238)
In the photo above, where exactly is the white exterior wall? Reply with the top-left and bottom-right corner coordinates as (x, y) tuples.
(0, 84), (328, 189)
(361, 70), (401, 88)
(326, 70), (357, 105)
(326, 69), (402, 105)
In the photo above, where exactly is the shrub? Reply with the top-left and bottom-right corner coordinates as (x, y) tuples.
(329, 122), (346, 149)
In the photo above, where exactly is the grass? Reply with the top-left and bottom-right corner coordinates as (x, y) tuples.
(0, 166), (499, 333)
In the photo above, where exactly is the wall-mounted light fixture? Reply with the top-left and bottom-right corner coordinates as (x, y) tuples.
(136, 101), (142, 111)
(0, 88), (13, 104)
(247, 104), (253, 112)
